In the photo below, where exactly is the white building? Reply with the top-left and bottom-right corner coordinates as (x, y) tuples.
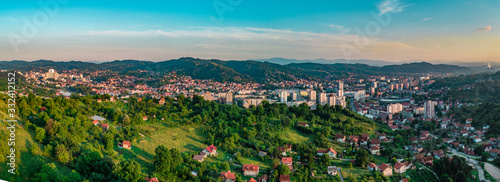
(424, 100), (436, 118)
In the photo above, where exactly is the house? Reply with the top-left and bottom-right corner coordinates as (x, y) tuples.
(317, 148), (337, 158)
(143, 116), (148, 121)
(389, 125), (398, 131)
(258, 151), (267, 156)
(394, 162), (406, 173)
(220, 170), (236, 182)
(101, 124), (109, 130)
(349, 136), (359, 145)
(403, 161), (415, 170)
(203, 145), (218, 156)
(368, 163), (378, 171)
(370, 139), (381, 147)
(92, 120), (99, 126)
(97, 99), (102, 103)
(243, 164), (259, 177)
(379, 133), (387, 140)
(335, 134), (346, 142)
(489, 149), (500, 158)
(258, 174), (268, 182)
(41, 107), (46, 112)
(327, 166), (339, 176)
(247, 178), (257, 182)
(138, 98), (142, 102)
(159, 98), (165, 105)
(193, 155), (205, 162)
(409, 137), (418, 143)
(370, 146), (380, 155)
(466, 118), (473, 124)
(145, 177), (159, 182)
(118, 141), (131, 149)
(473, 136), (482, 143)
(281, 157), (293, 171)
(279, 175), (291, 182)
(297, 122), (310, 127)
(421, 131), (430, 138)
(277, 145), (292, 156)
(90, 115), (106, 121)
(361, 133), (370, 140)
(423, 156), (433, 166)
(379, 163), (392, 176)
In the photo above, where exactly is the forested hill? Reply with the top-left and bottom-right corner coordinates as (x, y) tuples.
(0, 58), (473, 83)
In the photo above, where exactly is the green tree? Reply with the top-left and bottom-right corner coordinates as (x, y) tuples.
(35, 127), (45, 143)
(113, 159), (144, 182)
(355, 150), (371, 167)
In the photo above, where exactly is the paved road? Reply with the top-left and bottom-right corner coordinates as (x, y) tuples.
(484, 163), (500, 182)
(420, 164), (440, 181)
(338, 169), (344, 182)
(451, 149), (488, 182)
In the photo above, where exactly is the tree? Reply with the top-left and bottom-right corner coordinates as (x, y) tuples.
(355, 150), (371, 167)
(113, 159), (144, 182)
(35, 127), (45, 143)
(481, 152), (489, 161)
(321, 154), (331, 167)
(33, 163), (58, 182)
(154, 145), (171, 181)
(56, 144), (71, 164)
(279, 164), (291, 175)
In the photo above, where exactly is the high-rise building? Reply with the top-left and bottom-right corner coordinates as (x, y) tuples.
(371, 81), (378, 88)
(226, 92), (233, 105)
(319, 92), (327, 105)
(328, 94), (337, 106)
(370, 87), (376, 95)
(280, 91), (288, 103)
(424, 100), (436, 118)
(292, 92), (297, 101)
(309, 90), (316, 101)
(338, 81), (344, 97)
(387, 103), (403, 114)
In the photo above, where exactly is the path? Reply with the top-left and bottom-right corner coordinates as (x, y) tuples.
(420, 164), (440, 181)
(451, 148), (488, 182)
(338, 168), (344, 182)
(484, 162), (500, 182)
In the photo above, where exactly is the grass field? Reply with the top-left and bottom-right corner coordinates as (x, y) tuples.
(135, 123), (208, 154)
(276, 128), (314, 143)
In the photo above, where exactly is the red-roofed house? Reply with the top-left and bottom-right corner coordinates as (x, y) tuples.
(145, 177), (159, 182)
(317, 148), (337, 158)
(297, 122), (310, 127)
(335, 134), (346, 143)
(258, 174), (268, 182)
(220, 170), (236, 182)
(394, 162), (406, 173)
(92, 120), (99, 126)
(279, 175), (291, 182)
(203, 145), (218, 156)
(243, 164), (259, 176)
(379, 163), (392, 176)
(118, 141), (131, 149)
(281, 157), (293, 171)
(101, 124), (109, 130)
(247, 178), (257, 182)
(367, 163), (378, 171)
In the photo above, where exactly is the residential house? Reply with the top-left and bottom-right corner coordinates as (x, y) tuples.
(193, 155), (205, 162)
(317, 148), (337, 158)
(335, 134), (346, 143)
(203, 145), (218, 156)
(247, 178), (257, 182)
(370, 146), (380, 155)
(370, 139), (381, 147)
(142, 116), (148, 121)
(327, 166), (339, 176)
(367, 163), (378, 171)
(220, 170), (236, 182)
(101, 124), (110, 130)
(349, 136), (359, 145)
(473, 136), (482, 143)
(281, 157), (293, 171)
(243, 164), (259, 177)
(258, 151), (267, 157)
(297, 122), (310, 127)
(379, 163), (392, 176)
(159, 98), (165, 105)
(92, 120), (99, 126)
(379, 133), (387, 140)
(466, 118), (473, 124)
(145, 177), (159, 182)
(394, 162), (406, 174)
(423, 156), (433, 166)
(279, 175), (291, 182)
(118, 141), (131, 149)
(258, 174), (268, 182)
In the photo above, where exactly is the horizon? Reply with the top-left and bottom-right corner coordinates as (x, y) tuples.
(1, 0), (499, 63)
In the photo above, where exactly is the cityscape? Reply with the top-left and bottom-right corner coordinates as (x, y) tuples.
(1, 1), (500, 182)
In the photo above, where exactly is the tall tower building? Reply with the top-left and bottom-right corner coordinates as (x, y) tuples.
(280, 91), (288, 103)
(424, 100), (436, 118)
(319, 92), (327, 105)
(338, 81), (344, 97)
(309, 90), (316, 102)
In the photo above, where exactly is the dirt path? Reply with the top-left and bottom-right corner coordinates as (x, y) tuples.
(485, 163), (500, 182)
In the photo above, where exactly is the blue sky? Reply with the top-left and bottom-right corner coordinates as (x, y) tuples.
(0, 0), (499, 62)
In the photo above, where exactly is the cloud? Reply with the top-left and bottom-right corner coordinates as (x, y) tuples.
(420, 17), (433, 22)
(329, 24), (351, 34)
(377, 0), (412, 15)
(477, 25), (491, 31)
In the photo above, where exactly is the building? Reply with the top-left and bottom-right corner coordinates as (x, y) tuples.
(328, 94), (337, 106)
(319, 92), (327, 105)
(394, 162), (406, 173)
(387, 103), (403, 114)
(367, 163), (378, 171)
(379, 163), (392, 176)
(424, 100), (436, 118)
(193, 155), (205, 162)
(220, 170), (236, 182)
(203, 145), (218, 156)
(309, 90), (316, 102)
(280, 91), (288, 103)
(327, 166), (339, 176)
(243, 164), (259, 176)
(118, 141), (131, 149)
(338, 81), (344, 97)
(317, 148), (337, 158)
(279, 175), (291, 182)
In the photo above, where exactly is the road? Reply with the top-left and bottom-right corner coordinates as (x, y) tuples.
(338, 168), (344, 182)
(484, 162), (500, 182)
(420, 164), (440, 181)
(450, 148), (488, 182)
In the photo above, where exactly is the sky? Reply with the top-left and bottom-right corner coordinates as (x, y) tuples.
(0, 0), (499, 63)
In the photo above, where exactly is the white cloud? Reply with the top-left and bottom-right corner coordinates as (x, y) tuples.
(0, 17), (16, 22)
(329, 24), (351, 34)
(420, 17), (433, 22)
(377, 0), (412, 15)
(477, 25), (491, 31)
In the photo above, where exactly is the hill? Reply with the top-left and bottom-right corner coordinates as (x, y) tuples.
(0, 58), (473, 83)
